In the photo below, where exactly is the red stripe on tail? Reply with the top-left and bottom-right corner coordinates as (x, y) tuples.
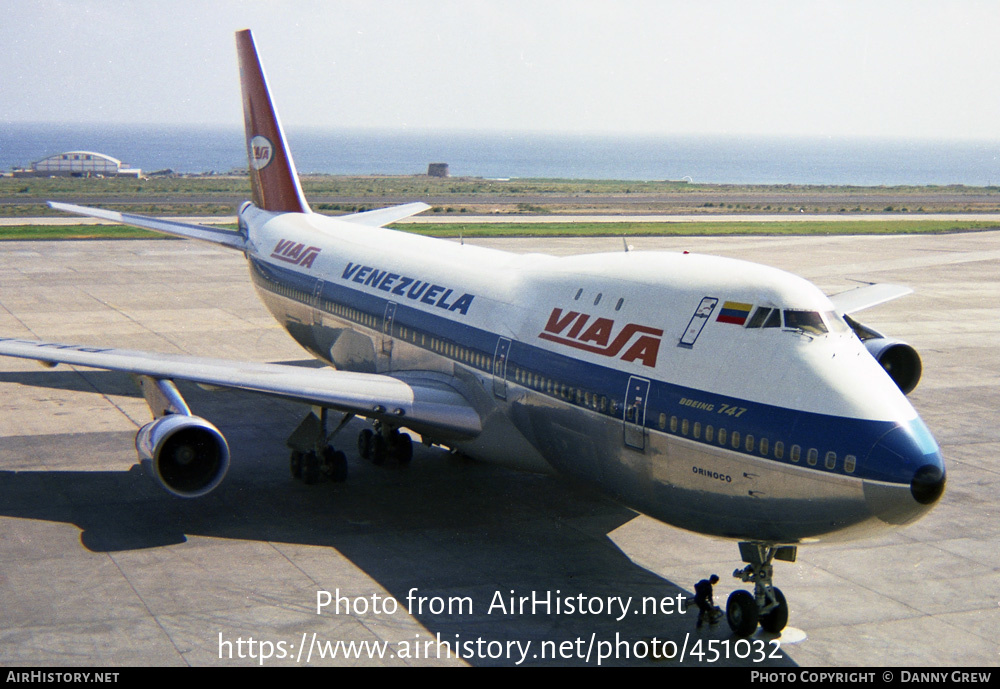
(235, 30), (310, 214)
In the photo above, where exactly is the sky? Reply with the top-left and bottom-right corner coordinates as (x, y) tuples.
(3, 0), (1000, 140)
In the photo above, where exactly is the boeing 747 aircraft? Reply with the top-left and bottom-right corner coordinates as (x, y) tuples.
(0, 30), (945, 637)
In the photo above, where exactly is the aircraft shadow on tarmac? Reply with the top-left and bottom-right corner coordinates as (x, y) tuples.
(0, 369), (797, 667)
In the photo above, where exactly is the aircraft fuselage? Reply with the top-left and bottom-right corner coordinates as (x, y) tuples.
(241, 203), (945, 545)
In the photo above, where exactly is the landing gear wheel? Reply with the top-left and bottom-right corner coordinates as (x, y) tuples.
(370, 434), (388, 465)
(323, 446), (348, 483)
(302, 451), (320, 485)
(727, 590), (759, 637)
(759, 587), (788, 633)
(290, 450), (304, 480)
(391, 433), (413, 464)
(358, 429), (373, 460)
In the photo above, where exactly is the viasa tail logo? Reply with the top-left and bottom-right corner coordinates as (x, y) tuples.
(249, 135), (273, 170)
(271, 239), (321, 268)
(538, 307), (662, 367)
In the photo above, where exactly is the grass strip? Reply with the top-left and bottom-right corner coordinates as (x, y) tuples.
(2, 219), (998, 241)
(394, 220), (1000, 237)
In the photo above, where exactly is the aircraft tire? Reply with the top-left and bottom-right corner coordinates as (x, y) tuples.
(759, 588), (788, 633)
(358, 429), (373, 460)
(290, 450), (304, 480)
(392, 433), (413, 464)
(370, 435), (388, 465)
(727, 590), (759, 637)
(324, 446), (348, 483)
(302, 451), (320, 485)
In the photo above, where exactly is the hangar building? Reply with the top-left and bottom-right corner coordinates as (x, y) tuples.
(14, 151), (141, 178)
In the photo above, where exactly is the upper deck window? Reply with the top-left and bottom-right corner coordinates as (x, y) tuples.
(783, 310), (828, 335)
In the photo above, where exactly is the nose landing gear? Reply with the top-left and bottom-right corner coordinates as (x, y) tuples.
(726, 542), (795, 637)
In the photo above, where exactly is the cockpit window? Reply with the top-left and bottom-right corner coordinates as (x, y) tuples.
(822, 311), (852, 334)
(746, 307), (770, 328)
(746, 307), (783, 328)
(783, 310), (828, 335)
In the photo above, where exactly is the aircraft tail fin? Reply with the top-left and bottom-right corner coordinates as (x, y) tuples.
(235, 29), (310, 214)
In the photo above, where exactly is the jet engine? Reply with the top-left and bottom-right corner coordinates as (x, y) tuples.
(845, 315), (922, 395)
(135, 414), (230, 498)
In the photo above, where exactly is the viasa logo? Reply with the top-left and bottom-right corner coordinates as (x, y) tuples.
(249, 135), (273, 171)
(271, 239), (321, 268)
(538, 308), (662, 367)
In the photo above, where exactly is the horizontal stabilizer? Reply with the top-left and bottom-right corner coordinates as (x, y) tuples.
(829, 283), (913, 314)
(0, 337), (481, 438)
(49, 202), (246, 250)
(340, 202), (432, 228)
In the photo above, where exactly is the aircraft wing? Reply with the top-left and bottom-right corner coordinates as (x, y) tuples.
(48, 202), (247, 250)
(0, 337), (481, 438)
(339, 202), (432, 227)
(829, 283), (913, 314)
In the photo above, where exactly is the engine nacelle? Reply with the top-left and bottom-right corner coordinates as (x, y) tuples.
(135, 414), (230, 498)
(864, 338), (922, 395)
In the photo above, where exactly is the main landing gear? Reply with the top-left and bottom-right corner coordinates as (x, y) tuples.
(286, 408), (415, 485)
(356, 421), (413, 465)
(726, 542), (796, 637)
(287, 407), (352, 484)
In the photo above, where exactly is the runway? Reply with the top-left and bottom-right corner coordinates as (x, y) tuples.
(0, 233), (997, 666)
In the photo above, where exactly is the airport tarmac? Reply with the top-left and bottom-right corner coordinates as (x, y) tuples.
(0, 233), (997, 667)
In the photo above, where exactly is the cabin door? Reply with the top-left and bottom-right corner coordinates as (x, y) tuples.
(623, 376), (650, 450)
(382, 301), (397, 360)
(492, 337), (512, 399)
(312, 279), (325, 326)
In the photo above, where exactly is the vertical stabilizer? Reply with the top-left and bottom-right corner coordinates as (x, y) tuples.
(235, 29), (310, 214)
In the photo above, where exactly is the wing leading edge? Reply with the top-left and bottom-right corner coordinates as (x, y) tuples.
(0, 337), (481, 439)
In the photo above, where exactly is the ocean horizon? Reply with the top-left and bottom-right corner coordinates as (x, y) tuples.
(3, 123), (999, 187)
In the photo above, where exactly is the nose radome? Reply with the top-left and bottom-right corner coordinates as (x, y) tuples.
(863, 421), (945, 525)
(911, 463), (946, 505)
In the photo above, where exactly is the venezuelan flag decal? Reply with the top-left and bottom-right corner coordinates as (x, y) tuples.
(717, 301), (753, 325)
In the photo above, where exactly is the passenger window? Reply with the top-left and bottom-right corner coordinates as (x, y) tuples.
(658, 413), (667, 430)
(759, 438), (769, 456)
(731, 431), (740, 449)
(807, 448), (819, 466)
(681, 419), (689, 436)
(745, 435), (755, 453)
(845, 455), (857, 473)
(774, 441), (783, 459)
(825, 451), (837, 469)
(670, 416), (678, 433)
(718, 428), (727, 446)
(693, 422), (701, 439)
(705, 425), (714, 443)
(791, 445), (801, 462)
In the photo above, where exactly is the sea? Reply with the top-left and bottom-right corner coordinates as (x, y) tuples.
(3, 123), (999, 186)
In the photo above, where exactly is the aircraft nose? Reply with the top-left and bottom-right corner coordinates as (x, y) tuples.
(863, 420), (945, 525)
